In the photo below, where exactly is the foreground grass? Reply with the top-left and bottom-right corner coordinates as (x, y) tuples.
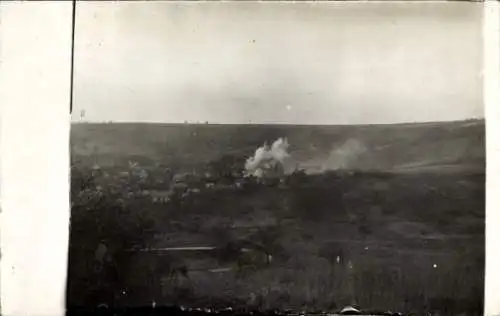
(67, 159), (484, 315)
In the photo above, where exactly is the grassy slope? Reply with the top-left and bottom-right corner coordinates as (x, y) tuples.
(68, 120), (485, 315)
(71, 120), (485, 172)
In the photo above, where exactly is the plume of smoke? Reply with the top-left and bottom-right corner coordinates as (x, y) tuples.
(320, 139), (367, 171)
(244, 138), (292, 178)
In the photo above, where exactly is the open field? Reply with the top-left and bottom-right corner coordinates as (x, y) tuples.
(68, 120), (485, 315)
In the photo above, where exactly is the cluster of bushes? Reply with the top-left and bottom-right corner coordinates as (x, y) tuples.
(68, 161), (163, 307)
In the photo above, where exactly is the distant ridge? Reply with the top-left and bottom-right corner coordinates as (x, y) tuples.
(71, 119), (485, 173)
(71, 118), (485, 128)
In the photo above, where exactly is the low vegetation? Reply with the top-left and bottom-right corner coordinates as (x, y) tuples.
(68, 121), (485, 315)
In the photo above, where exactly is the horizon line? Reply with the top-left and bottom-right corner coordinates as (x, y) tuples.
(70, 117), (485, 127)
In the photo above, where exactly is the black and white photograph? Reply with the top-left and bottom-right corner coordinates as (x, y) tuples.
(67, 2), (485, 315)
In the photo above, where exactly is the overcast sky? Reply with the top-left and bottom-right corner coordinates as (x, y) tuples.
(72, 1), (483, 124)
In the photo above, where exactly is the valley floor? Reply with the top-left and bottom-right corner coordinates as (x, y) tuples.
(68, 165), (485, 316)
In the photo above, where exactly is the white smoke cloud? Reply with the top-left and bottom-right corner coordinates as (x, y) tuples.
(244, 138), (292, 178)
(296, 139), (367, 174)
(320, 139), (367, 171)
(244, 138), (367, 178)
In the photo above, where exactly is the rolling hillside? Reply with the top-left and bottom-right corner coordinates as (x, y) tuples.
(68, 119), (485, 314)
(71, 119), (485, 173)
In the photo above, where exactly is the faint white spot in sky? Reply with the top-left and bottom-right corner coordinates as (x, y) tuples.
(433, 264), (438, 268)
(286, 105), (292, 111)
